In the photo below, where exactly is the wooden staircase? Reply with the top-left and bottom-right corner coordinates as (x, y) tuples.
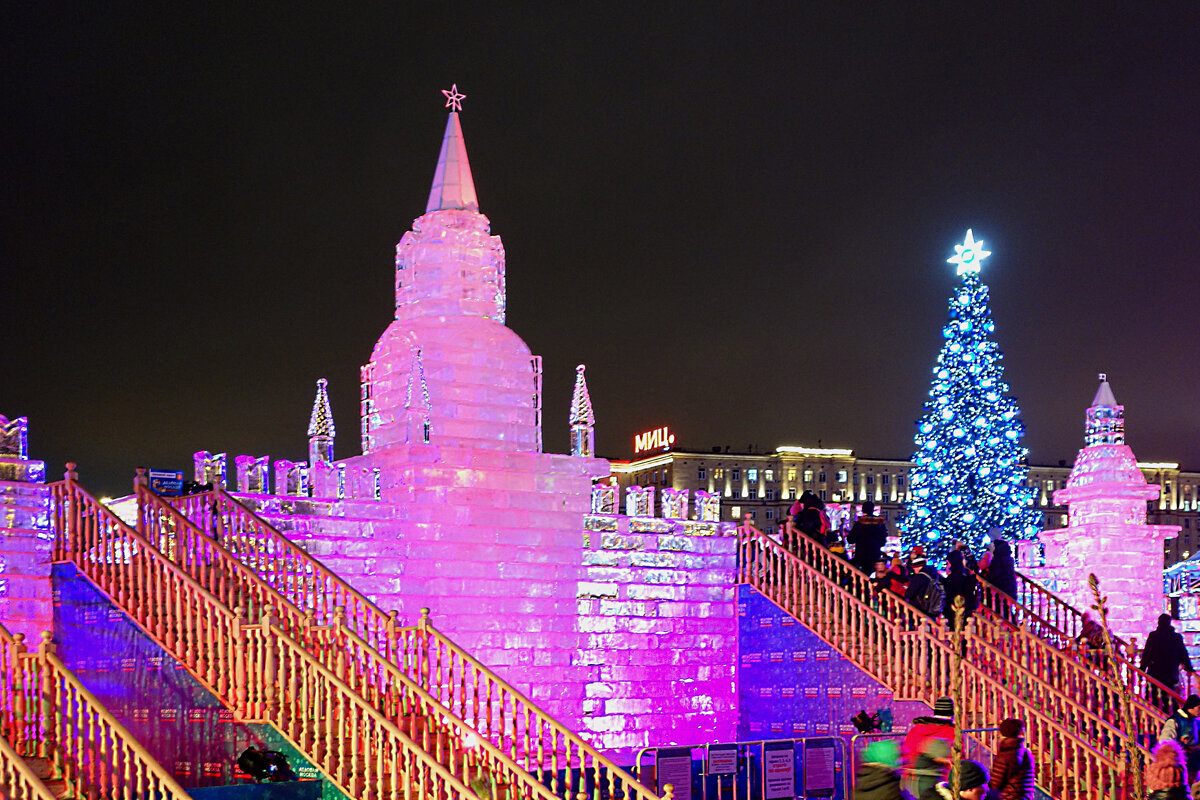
(49, 468), (663, 800)
(0, 621), (190, 800)
(165, 483), (662, 800)
(738, 520), (1144, 800)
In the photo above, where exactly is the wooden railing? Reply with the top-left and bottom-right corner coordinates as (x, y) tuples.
(0, 623), (191, 800)
(741, 523), (1141, 799)
(975, 574), (1184, 713)
(50, 475), (510, 800)
(169, 485), (660, 800)
(0, 733), (56, 800)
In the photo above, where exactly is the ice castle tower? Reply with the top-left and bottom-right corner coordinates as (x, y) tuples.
(1041, 376), (1180, 641)
(319, 106), (610, 731)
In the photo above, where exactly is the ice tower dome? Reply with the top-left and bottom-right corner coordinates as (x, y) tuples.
(360, 107), (542, 453)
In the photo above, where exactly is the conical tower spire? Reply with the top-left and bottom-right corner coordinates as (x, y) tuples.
(426, 104), (478, 214)
(308, 378), (336, 465)
(569, 364), (595, 458)
(1085, 373), (1124, 447)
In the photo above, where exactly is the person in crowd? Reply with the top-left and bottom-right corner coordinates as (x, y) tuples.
(871, 558), (892, 595)
(953, 539), (978, 573)
(789, 490), (830, 550)
(921, 759), (990, 800)
(1160, 694), (1200, 781)
(853, 740), (913, 800)
(1142, 614), (1196, 703)
(901, 697), (955, 797)
(905, 550), (945, 620)
(982, 539), (1018, 621)
(989, 718), (1035, 800)
(1146, 739), (1190, 800)
(1080, 614), (1113, 671)
(883, 555), (909, 596)
(942, 549), (979, 626)
(977, 540), (995, 574)
(849, 501), (889, 574)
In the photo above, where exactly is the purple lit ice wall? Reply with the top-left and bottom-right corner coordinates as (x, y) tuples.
(51, 563), (340, 796)
(0, 415), (53, 642)
(737, 585), (930, 741)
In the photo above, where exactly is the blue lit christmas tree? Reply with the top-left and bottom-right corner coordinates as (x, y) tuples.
(900, 230), (1041, 563)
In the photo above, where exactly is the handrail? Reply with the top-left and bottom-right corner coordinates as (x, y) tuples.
(781, 519), (1167, 739)
(0, 732), (56, 800)
(975, 573), (1184, 712)
(50, 476), (500, 800)
(0, 622), (191, 800)
(742, 522), (1142, 799)
(170, 485), (659, 800)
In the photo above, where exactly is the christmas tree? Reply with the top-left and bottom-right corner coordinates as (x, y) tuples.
(900, 230), (1041, 563)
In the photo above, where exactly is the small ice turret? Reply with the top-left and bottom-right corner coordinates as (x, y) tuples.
(308, 378), (336, 466)
(569, 365), (595, 458)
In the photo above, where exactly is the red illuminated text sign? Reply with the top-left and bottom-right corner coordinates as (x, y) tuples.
(634, 426), (675, 454)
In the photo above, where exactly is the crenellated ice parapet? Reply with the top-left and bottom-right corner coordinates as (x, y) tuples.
(193, 451), (227, 488)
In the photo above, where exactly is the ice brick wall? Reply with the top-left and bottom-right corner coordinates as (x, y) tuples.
(575, 515), (738, 751)
(737, 584), (930, 741)
(52, 564), (341, 796)
(0, 478), (53, 641)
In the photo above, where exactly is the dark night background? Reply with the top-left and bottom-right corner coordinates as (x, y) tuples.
(3, 4), (1198, 499)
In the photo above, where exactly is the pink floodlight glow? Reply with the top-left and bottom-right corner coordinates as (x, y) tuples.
(1041, 378), (1180, 641)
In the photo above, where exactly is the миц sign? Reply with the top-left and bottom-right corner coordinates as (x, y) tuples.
(634, 426), (675, 454)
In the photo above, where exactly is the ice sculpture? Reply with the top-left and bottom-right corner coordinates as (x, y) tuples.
(1041, 377), (1180, 641)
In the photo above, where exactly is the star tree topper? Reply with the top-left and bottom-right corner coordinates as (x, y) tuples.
(441, 84), (466, 112)
(947, 229), (992, 276)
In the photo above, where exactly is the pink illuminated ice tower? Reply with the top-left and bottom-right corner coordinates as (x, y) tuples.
(284, 101), (739, 749)
(1041, 377), (1180, 641)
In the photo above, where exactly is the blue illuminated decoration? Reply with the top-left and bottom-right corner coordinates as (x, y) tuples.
(900, 232), (1041, 563)
(946, 228), (992, 276)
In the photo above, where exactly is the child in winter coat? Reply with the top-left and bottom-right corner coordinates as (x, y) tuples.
(1147, 739), (1191, 800)
(989, 718), (1035, 800)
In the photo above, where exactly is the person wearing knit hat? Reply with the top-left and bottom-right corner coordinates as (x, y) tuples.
(990, 718), (1035, 800)
(923, 759), (990, 799)
(900, 698), (955, 797)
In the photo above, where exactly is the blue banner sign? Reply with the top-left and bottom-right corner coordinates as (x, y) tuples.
(149, 469), (184, 496)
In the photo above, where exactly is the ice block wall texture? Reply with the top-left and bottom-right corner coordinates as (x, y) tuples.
(236, 485), (739, 753)
(52, 564), (340, 796)
(737, 584), (931, 739)
(1045, 444), (1178, 642)
(0, 477), (53, 642)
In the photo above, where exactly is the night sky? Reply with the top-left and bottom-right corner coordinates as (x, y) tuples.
(4, 5), (1199, 499)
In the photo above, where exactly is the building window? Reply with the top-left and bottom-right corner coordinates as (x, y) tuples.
(788, 488), (797, 500)
(1045, 479), (1055, 490)
(731, 506), (741, 519)
(882, 474), (890, 485)
(765, 469), (774, 482)
(698, 467), (707, 480)
(714, 468), (725, 479)
(897, 476), (906, 487)
(662, 472), (669, 486)
(819, 490), (828, 501)
(837, 470), (848, 483)
(732, 469), (741, 481)
(765, 489), (776, 501)
(748, 469), (758, 482)
(731, 490), (741, 500)
(819, 471), (826, 483)
(803, 469), (813, 482)
(787, 469), (797, 481)
(766, 509), (775, 520)
(866, 474), (874, 485)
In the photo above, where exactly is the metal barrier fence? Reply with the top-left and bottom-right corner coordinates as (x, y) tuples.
(635, 738), (849, 800)
(847, 727), (1000, 774)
